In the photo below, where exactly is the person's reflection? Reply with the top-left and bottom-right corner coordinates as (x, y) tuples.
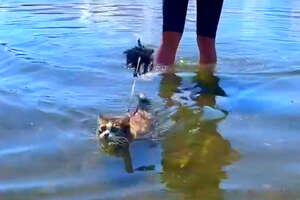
(159, 65), (239, 200)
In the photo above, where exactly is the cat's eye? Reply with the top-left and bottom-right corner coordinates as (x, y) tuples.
(100, 126), (106, 132)
(111, 127), (119, 132)
(112, 123), (120, 128)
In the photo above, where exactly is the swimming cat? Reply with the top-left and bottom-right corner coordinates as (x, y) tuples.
(96, 94), (154, 172)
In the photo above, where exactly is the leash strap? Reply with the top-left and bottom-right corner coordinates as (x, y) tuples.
(128, 56), (141, 111)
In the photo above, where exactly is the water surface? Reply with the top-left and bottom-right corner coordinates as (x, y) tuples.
(0, 0), (300, 199)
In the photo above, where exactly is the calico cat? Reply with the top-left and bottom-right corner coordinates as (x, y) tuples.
(96, 94), (154, 172)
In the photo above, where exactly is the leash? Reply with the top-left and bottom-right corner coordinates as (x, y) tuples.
(124, 39), (154, 112)
(128, 56), (141, 112)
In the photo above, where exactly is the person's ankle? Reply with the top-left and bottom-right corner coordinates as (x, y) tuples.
(200, 53), (217, 64)
(155, 47), (176, 66)
(200, 58), (217, 64)
(155, 64), (175, 73)
(152, 57), (175, 73)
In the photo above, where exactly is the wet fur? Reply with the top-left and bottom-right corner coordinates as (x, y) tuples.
(97, 94), (154, 152)
(123, 39), (154, 77)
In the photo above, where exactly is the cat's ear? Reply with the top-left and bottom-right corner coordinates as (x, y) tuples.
(120, 116), (130, 126)
(98, 115), (106, 124)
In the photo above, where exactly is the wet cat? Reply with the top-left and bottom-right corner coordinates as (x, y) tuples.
(96, 94), (154, 172)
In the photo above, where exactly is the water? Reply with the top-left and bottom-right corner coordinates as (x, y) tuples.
(0, 0), (300, 199)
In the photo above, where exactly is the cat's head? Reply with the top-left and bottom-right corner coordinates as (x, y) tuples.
(97, 115), (132, 156)
(97, 115), (134, 173)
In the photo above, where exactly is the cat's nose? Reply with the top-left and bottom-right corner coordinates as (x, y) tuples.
(104, 132), (109, 139)
(99, 131), (110, 140)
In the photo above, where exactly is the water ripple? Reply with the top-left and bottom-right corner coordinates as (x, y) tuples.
(0, 0), (300, 199)
(0, 146), (38, 156)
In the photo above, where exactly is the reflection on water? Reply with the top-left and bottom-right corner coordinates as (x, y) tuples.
(0, 0), (300, 199)
(159, 67), (239, 199)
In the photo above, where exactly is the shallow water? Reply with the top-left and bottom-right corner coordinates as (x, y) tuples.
(0, 0), (300, 199)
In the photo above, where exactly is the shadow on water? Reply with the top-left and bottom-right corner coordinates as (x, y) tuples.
(158, 66), (239, 199)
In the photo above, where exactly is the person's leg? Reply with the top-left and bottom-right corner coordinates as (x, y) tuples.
(197, 36), (217, 64)
(156, 32), (182, 66)
(196, 0), (224, 64)
(156, 0), (189, 66)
